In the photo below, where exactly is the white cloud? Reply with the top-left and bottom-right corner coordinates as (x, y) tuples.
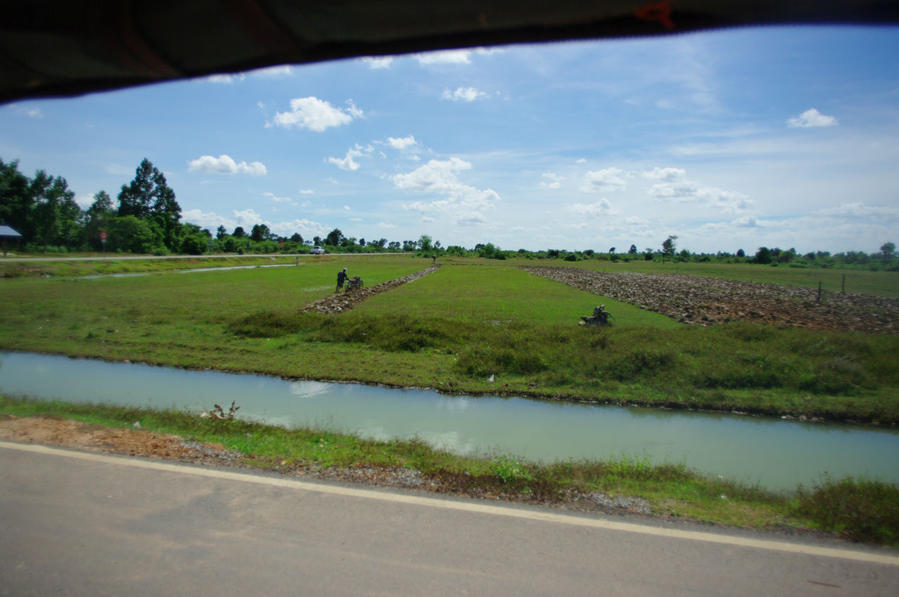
(576, 158), (587, 164)
(206, 73), (245, 84)
(787, 108), (838, 128)
(298, 189), (315, 195)
(394, 157), (500, 225)
(233, 209), (265, 227)
(817, 202), (899, 218)
(264, 192), (292, 203)
(272, 97), (363, 132)
(378, 222), (396, 229)
(442, 87), (488, 102)
(649, 180), (750, 211)
(327, 144), (373, 171)
(642, 167), (686, 182)
(414, 50), (472, 65)
(580, 168), (628, 193)
(249, 65), (293, 77)
(540, 172), (563, 189)
(733, 216), (759, 228)
(188, 154), (267, 176)
(386, 135), (417, 149)
(568, 199), (615, 216)
(74, 192), (95, 209)
(362, 56), (394, 69)
(181, 208), (227, 229)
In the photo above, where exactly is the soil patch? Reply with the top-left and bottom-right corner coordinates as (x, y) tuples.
(523, 267), (899, 333)
(302, 265), (440, 315)
(0, 414), (649, 517)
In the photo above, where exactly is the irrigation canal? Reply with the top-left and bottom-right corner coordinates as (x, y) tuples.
(1, 351), (896, 492)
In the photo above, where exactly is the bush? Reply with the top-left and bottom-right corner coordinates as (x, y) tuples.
(607, 349), (676, 381)
(794, 477), (899, 544)
(454, 346), (547, 377)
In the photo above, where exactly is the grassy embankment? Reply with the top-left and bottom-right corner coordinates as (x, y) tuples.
(2, 394), (897, 545)
(0, 256), (897, 423)
(1, 255), (897, 543)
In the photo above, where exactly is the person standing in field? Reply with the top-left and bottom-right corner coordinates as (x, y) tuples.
(336, 268), (348, 292)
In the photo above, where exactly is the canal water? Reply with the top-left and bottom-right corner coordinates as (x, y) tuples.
(1, 351), (896, 492)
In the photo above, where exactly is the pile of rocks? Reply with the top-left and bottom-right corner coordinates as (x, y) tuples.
(523, 266), (898, 333)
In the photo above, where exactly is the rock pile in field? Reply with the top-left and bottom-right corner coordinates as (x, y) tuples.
(522, 266), (898, 333)
(302, 265), (440, 314)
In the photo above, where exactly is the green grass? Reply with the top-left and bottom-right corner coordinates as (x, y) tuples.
(3, 395), (897, 546)
(1, 256), (897, 423)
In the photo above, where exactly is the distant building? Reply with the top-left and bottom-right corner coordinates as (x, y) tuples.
(0, 225), (22, 256)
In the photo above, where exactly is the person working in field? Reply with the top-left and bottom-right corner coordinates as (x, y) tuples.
(336, 268), (348, 292)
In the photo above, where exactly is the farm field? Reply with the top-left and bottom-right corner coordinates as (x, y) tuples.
(0, 255), (897, 424)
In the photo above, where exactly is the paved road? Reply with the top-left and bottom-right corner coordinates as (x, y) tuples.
(2, 442), (897, 597)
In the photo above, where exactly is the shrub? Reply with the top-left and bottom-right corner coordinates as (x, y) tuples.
(607, 349), (676, 381)
(794, 477), (899, 544)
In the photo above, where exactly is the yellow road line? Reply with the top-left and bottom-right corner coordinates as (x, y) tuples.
(3, 440), (897, 567)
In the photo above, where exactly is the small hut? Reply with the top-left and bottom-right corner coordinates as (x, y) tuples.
(0, 225), (22, 256)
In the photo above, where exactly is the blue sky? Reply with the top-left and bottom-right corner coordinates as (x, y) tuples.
(2, 25), (898, 254)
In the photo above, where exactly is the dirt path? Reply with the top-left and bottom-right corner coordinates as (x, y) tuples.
(0, 414), (649, 515)
(302, 265), (440, 314)
(523, 266), (899, 333)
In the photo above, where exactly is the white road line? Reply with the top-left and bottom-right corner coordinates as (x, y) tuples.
(3, 440), (897, 567)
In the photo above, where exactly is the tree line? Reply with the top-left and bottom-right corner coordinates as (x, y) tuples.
(1, 157), (895, 271)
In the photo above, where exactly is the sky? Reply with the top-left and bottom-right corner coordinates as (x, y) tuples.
(1, 25), (898, 254)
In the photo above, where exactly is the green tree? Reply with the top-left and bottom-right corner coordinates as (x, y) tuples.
(179, 223), (209, 255)
(325, 228), (344, 246)
(0, 159), (36, 243)
(107, 215), (163, 253)
(754, 247), (773, 264)
(32, 172), (80, 249)
(661, 235), (677, 258)
(233, 226), (246, 238)
(117, 158), (181, 250)
(881, 242), (896, 260)
(628, 244), (638, 254)
(82, 190), (115, 250)
(250, 223), (271, 242)
(216, 225), (227, 240)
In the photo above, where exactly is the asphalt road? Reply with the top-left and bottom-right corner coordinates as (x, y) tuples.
(2, 442), (897, 597)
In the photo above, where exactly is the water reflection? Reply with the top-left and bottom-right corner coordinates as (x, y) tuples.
(1, 351), (896, 491)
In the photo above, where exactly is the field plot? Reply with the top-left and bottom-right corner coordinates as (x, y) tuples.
(524, 266), (899, 333)
(1, 256), (897, 424)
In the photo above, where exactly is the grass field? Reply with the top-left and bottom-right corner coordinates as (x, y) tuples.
(1, 255), (897, 423)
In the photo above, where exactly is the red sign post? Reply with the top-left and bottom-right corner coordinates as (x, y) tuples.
(99, 230), (107, 254)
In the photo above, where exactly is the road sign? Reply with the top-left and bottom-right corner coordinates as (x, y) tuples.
(99, 230), (107, 242)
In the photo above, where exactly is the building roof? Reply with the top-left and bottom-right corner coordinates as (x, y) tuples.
(0, 225), (23, 238)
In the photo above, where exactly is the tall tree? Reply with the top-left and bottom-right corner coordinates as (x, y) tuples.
(250, 223), (271, 242)
(31, 171), (80, 249)
(325, 228), (344, 246)
(661, 235), (678, 258)
(82, 190), (115, 249)
(0, 159), (35, 242)
(117, 158), (180, 250)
